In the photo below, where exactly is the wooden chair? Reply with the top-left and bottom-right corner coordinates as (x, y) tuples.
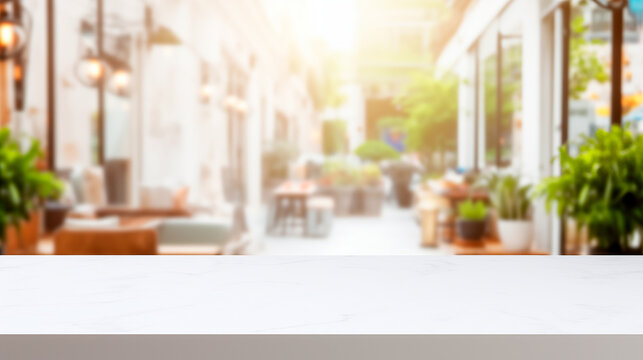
(54, 228), (158, 255)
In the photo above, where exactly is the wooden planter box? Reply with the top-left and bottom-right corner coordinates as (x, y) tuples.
(319, 186), (383, 217)
(360, 186), (384, 217)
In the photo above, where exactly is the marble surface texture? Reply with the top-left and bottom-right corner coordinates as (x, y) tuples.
(0, 256), (642, 334)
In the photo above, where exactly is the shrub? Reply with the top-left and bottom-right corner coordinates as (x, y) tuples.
(361, 164), (382, 186)
(320, 160), (358, 187)
(355, 140), (400, 162)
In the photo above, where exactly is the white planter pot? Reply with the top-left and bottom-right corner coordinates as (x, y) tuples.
(497, 220), (533, 252)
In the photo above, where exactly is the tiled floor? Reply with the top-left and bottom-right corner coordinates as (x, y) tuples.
(255, 203), (446, 255)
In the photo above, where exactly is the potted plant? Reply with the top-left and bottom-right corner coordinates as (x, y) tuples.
(388, 161), (416, 208)
(360, 164), (384, 216)
(484, 173), (533, 252)
(536, 126), (643, 255)
(0, 129), (62, 254)
(456, 199), (488, 242)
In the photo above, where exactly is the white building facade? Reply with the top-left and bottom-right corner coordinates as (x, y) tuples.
(16, 0), (318, 212)
(437, 0), (571, 253)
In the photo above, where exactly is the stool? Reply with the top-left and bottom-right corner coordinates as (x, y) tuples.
(306, 196), (335, 238)
(417, 191), (450, 247)
(419, 204), (439, 247)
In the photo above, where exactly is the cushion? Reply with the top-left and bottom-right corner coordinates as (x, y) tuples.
(68, 167), (86, 203)
(158, 217), (232, 246)
(64, 216), (120, 229)
(81, 167), (108, 207)
(58, 179), (77, 206)
(173, 187), (190, 210)
(140, 186), (174, 208)
(68, 204), (97, 218)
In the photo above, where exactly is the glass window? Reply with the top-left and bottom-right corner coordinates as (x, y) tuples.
(478, 21), (499, 168)
(567, 1), (612, 155)
(498, 6), (523, 168)
(622, 9), (643, 133)
(477, 3), (523, 170)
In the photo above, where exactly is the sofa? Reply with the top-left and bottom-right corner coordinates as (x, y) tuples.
(45, 163), (245, 255)
(45, 164), (191, 232)
(157, 217), (234, 253)
(54, 216), (236, 255)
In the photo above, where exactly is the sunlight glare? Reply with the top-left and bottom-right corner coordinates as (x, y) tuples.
(313, 0), (356, 52)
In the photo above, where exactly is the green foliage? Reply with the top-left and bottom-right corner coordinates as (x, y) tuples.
(355, 140), (400, 162)
(262, 141), (299, 181)
(0, 128), (63, 246)
(569, 14), (609, 99)
(321, 160), (359, 186)
(458, 200), (488, 221)
(321, 160), (359, 187)
(322, 120), (347, 156)
(535, 126), (643, 252)
(354, 0), (449, 76)
(481, 173), (531, 220)
(320, 161), (385, 187)
(394, 70), (458, 170)
(377, 116), (406, 132)
(361, 163), (383, 186)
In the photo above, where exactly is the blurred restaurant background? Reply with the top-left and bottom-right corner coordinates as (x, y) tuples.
(1, 0), (643, 256)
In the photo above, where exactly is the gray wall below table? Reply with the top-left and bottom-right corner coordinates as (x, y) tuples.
(1, 335), (641, 360)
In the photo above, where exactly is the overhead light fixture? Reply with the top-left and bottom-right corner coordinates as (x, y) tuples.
(201, 84), (214, 103)
(103, 53), (132, 97)
(75, 51), (109, 87)
(0, 9), (27, 61)
(200, 62), (215, 103)
(110, 69), (131, 97)
(145, 6), (182, 47)
(148, 25), (181, 47)
(76, 49), (133, 97)
(224, 95), (237, 109)
(236, 100), (248, 114)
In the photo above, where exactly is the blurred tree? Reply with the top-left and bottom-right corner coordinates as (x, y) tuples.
(394, 70), (458, 171)
(322, 120), (348, 155)
(569, 13), (608, 100)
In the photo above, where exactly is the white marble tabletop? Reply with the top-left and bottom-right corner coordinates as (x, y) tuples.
(1, 256), (642, 334)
